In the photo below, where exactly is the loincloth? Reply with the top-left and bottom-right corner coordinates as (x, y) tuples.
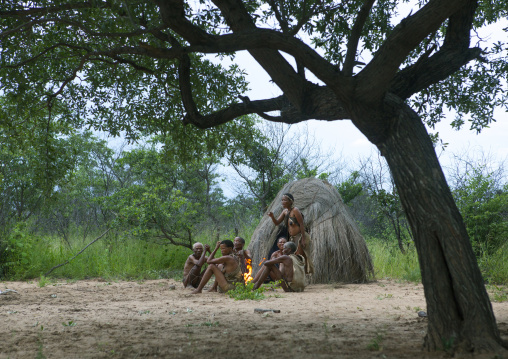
(285, 254), (306, 292)
(289, 232), (314, 274)
(218, 264), (244, 293)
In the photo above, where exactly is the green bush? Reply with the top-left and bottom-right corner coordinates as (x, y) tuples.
(227, 281), (280, 300)
(478, 242), (508, 284)
(453, 170), (508, 255)
(2, 222), (35, 278)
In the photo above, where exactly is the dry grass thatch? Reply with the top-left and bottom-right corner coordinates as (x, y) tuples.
(248, 178), (373, 284)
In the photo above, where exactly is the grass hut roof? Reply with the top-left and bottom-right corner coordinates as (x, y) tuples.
(248, 178), (373, 283)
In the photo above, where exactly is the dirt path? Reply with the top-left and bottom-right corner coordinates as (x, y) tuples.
(0, 279), (506, 358)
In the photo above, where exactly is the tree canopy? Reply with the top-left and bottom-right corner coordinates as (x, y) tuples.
(1, 0), (506, 135)
(2, 0), (508, 354)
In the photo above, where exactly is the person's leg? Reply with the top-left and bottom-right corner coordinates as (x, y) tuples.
(265, 266), (293, 292)
(252, 267), (263, 284)
(208, 279), (218, 292)
(191, 265), (230, 294)
(253, 264), (284, 290)
(191, 265), (215, 294)
(186, 265), (203, 288)
(252, 266), (269, 290)
(208, 263), (223, 292)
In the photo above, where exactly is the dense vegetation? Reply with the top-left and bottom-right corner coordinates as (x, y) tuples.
(1, 124), (506, 285)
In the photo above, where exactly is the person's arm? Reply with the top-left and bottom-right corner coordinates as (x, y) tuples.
(293, 207), (306, 248)
(182, 256), (193, 287)
(195, 244), (210, 267)
(206, 242), (236, 267)
(268, 209), (287, 225)
(263, 255), (286, 267)
(206, 241), (221, 264)
(264, 255), (293, 281)
(243, 249), (252, 261)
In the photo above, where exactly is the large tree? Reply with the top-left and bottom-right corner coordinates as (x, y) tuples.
(1, 0), (507, 354)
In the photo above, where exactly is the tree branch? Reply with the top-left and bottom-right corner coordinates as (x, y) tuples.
(183, 95), (285, 128)
(268, 0), (289, 32)
(356, 0), (471, 103)
(389, 47), (482, 100)
(288, 0), (320, 36)
(44, 228), (111, 276)
(0, 2), (101, 16)
(209, 0), (310, 111)
(157, 222), (193, 249)
(0, 17), (165, 39)
(343, 0), (376, 76)
(154, 0), (214, 45)
(183, 85), (350, 129)
(389, 1), (480, 99)
(178, 50), (200, 120)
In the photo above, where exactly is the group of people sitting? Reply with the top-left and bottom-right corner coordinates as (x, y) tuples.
(182, 193), (311, 294)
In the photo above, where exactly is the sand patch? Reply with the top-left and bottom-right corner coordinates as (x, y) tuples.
(0, 279), (506, 358)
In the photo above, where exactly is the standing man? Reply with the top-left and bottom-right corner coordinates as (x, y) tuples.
(182, 243), (210, 289)
(191, 240), (244, 294)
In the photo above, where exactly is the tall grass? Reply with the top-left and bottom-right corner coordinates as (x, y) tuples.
(4, 223), (506, 285)
(2, 223), (259, 281)
(366, 238), (421, 282)
(478, 241), (508, 285)
(366, 237), (508, 284)
(4, 233), (185, 280)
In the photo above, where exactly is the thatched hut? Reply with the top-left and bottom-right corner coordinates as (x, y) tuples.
(248, 178), (373, 284)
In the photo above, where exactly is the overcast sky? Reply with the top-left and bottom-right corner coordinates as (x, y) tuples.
(221, 9), (508, 174)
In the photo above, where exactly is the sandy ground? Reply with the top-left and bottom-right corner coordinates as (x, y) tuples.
(0, 279), (506, 359)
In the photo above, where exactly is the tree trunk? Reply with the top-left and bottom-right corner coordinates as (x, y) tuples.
(364, 97), (507, 353)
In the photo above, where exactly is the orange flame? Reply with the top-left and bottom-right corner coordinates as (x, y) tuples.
(243, 259), (253, 283)
(258, 257), (266, 266)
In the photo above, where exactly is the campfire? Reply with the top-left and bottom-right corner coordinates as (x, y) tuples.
(243, 259), (253, 283)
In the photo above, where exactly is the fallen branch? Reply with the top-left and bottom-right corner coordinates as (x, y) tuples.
(0, 289), (19, 295)
(45, 228), (111, 276)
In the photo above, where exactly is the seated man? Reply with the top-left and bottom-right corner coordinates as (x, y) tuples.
(182, 243), (210, 288)
(253, 241), (306, 292)
(233, 236), (252, 274)
(252, 236), (287, 285)
(191, 240), (244, 294)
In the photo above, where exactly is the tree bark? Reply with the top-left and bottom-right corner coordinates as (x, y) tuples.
(365, 95), (508, 353)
